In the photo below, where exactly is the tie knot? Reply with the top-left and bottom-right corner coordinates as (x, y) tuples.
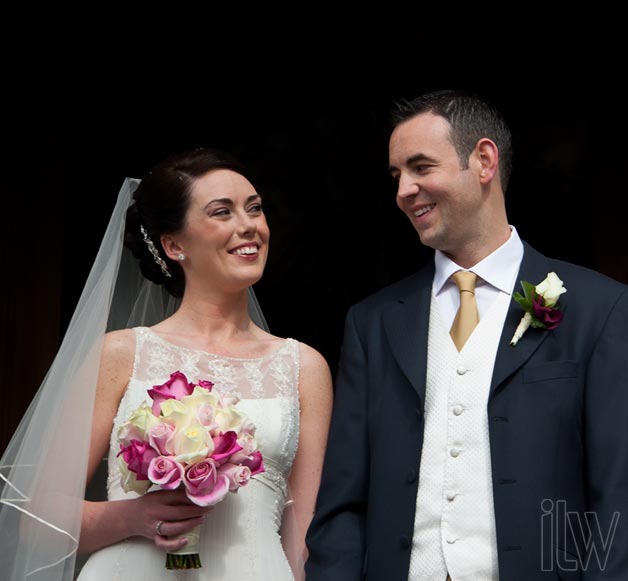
(452, 271), (477, 294)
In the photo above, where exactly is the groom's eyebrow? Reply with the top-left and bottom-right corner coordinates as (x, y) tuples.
(389, 153), (437, 174)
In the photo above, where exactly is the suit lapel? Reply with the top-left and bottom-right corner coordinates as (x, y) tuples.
(381, 245), (555, 402)
(383, 262), (434, 403)
(490, 243), (553, 397)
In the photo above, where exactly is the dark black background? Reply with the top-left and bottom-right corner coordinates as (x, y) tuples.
(8, 81), (628, 376)
(1, 27), (627, 454)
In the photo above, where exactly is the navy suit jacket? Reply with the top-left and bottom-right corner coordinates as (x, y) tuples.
(306, 244), (628, 580)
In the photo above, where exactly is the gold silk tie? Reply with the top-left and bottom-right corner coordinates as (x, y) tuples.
(450, 271), (479, 351)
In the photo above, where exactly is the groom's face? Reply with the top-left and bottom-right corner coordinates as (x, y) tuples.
(389, 112), (485, 263)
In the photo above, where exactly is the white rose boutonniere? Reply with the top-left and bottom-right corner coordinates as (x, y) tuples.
(510, 272), (567, 346)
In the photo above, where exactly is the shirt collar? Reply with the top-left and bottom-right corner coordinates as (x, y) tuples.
(433, 226), (524, 295)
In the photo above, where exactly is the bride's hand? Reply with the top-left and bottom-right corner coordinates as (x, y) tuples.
(130, 489), (214, 551)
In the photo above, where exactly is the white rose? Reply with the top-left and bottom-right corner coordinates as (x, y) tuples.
(173, 423), (212, 464)
(535, 272), (567, 307)
(126, 403), (159, 440)
(181, 386), (220, 409)
(214, 406), (247, 433)
(118, 456), (151, 495)
(160, 398), (194, 427)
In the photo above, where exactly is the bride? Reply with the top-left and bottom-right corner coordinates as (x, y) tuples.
(0, 148), (332, 580)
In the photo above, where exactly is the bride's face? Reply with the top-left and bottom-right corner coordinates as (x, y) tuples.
(164, 169), (270, 292)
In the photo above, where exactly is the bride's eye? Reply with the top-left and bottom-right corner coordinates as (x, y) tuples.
(211, 208), (230, 217)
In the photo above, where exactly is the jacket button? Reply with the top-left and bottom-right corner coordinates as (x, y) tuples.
(406, 469), (418, 483)
(400, 535), (411, 549)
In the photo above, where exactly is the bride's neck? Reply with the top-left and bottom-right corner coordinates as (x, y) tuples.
(167, 286), (252, 338)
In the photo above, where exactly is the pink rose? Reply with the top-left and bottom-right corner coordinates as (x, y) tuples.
(118, 439), (159, 481)
(217, 462), (252, 491)
(237, 433), (258, 455)
(183, 459), (230, 506)
(148, 371), (195, 415)
(210, 431), (243, 464)
(196, 403), (216, 427)
(238, 416), (256, 436)
(148, 422), (176, 455)
(219, 394), (240, 407)
(229, 450), (265, 476)
(197, 379), (214, 391)
(148, 456), (184, 489)
(244, 451), (265, 476)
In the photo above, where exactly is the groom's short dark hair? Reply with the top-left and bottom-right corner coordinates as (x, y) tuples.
(392, 89), (513, 190)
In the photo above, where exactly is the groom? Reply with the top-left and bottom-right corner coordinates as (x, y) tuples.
(305, 90), (628, 580)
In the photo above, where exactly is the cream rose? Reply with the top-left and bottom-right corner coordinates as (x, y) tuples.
(181, 386), (220, 409)
(535, 272), (567, 307)
(214, 406), (248, 433)
(159, 398), (194, 427)
(127, 403), (159, 440)
(173, 423), (213, 464)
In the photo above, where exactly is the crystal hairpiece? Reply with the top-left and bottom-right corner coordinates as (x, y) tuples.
(140, 225), (172, 278)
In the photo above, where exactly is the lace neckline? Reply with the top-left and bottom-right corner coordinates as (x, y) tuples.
(138, 326), (293, 362)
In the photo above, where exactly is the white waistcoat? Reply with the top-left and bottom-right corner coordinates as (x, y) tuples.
(408, 291), (510, 581)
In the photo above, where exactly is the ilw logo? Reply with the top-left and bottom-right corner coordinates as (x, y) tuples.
(541, 499), (620, 571)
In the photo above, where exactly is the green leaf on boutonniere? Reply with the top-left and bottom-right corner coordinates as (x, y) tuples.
(529, 316), (547, 329)
(521, 280), (537, 303)
(513, 280), (537, 311)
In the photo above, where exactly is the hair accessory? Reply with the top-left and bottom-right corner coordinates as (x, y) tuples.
(140, 225), (172, 278)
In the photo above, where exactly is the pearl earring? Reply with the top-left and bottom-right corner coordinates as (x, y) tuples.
(177, 253), (185, 261)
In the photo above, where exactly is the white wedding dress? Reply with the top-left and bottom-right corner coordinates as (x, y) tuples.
(77, 327), (300, 581)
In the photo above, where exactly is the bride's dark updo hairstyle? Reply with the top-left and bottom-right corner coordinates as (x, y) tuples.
(125, 148), (250, 298)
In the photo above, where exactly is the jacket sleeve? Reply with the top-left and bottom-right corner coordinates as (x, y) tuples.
(305, 306), (369, 580)
(583, 287), (628, 579)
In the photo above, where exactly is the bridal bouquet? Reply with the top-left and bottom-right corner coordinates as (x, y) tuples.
(116, 371), (264, 569)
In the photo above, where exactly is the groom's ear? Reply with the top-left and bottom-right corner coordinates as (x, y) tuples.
(473, 138), (499, 186)
(160, 234), (185, 261)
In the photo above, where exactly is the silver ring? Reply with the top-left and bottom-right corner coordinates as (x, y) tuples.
(156, 520), (165, 536)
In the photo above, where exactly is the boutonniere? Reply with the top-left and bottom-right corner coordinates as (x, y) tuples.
(509, 272), (567, 346)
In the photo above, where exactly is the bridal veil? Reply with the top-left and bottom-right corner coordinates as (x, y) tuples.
(0, 178), (270, 580)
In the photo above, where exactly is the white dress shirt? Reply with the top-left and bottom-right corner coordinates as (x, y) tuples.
(433, 226), (524, 328)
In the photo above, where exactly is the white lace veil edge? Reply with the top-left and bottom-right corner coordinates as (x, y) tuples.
(0, 178), (270, 580)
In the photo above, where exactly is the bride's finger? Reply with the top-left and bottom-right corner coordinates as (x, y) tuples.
(154, 534), (189, 552)
(154, 488), (208, 506)
(161, 504), (214, 522)
(155, 515), (206, 540)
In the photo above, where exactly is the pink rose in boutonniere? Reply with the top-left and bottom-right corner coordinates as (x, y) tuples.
(509, 272), (567, 346)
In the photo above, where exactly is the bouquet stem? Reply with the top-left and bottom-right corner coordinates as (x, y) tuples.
(165, 524), (202, 569)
